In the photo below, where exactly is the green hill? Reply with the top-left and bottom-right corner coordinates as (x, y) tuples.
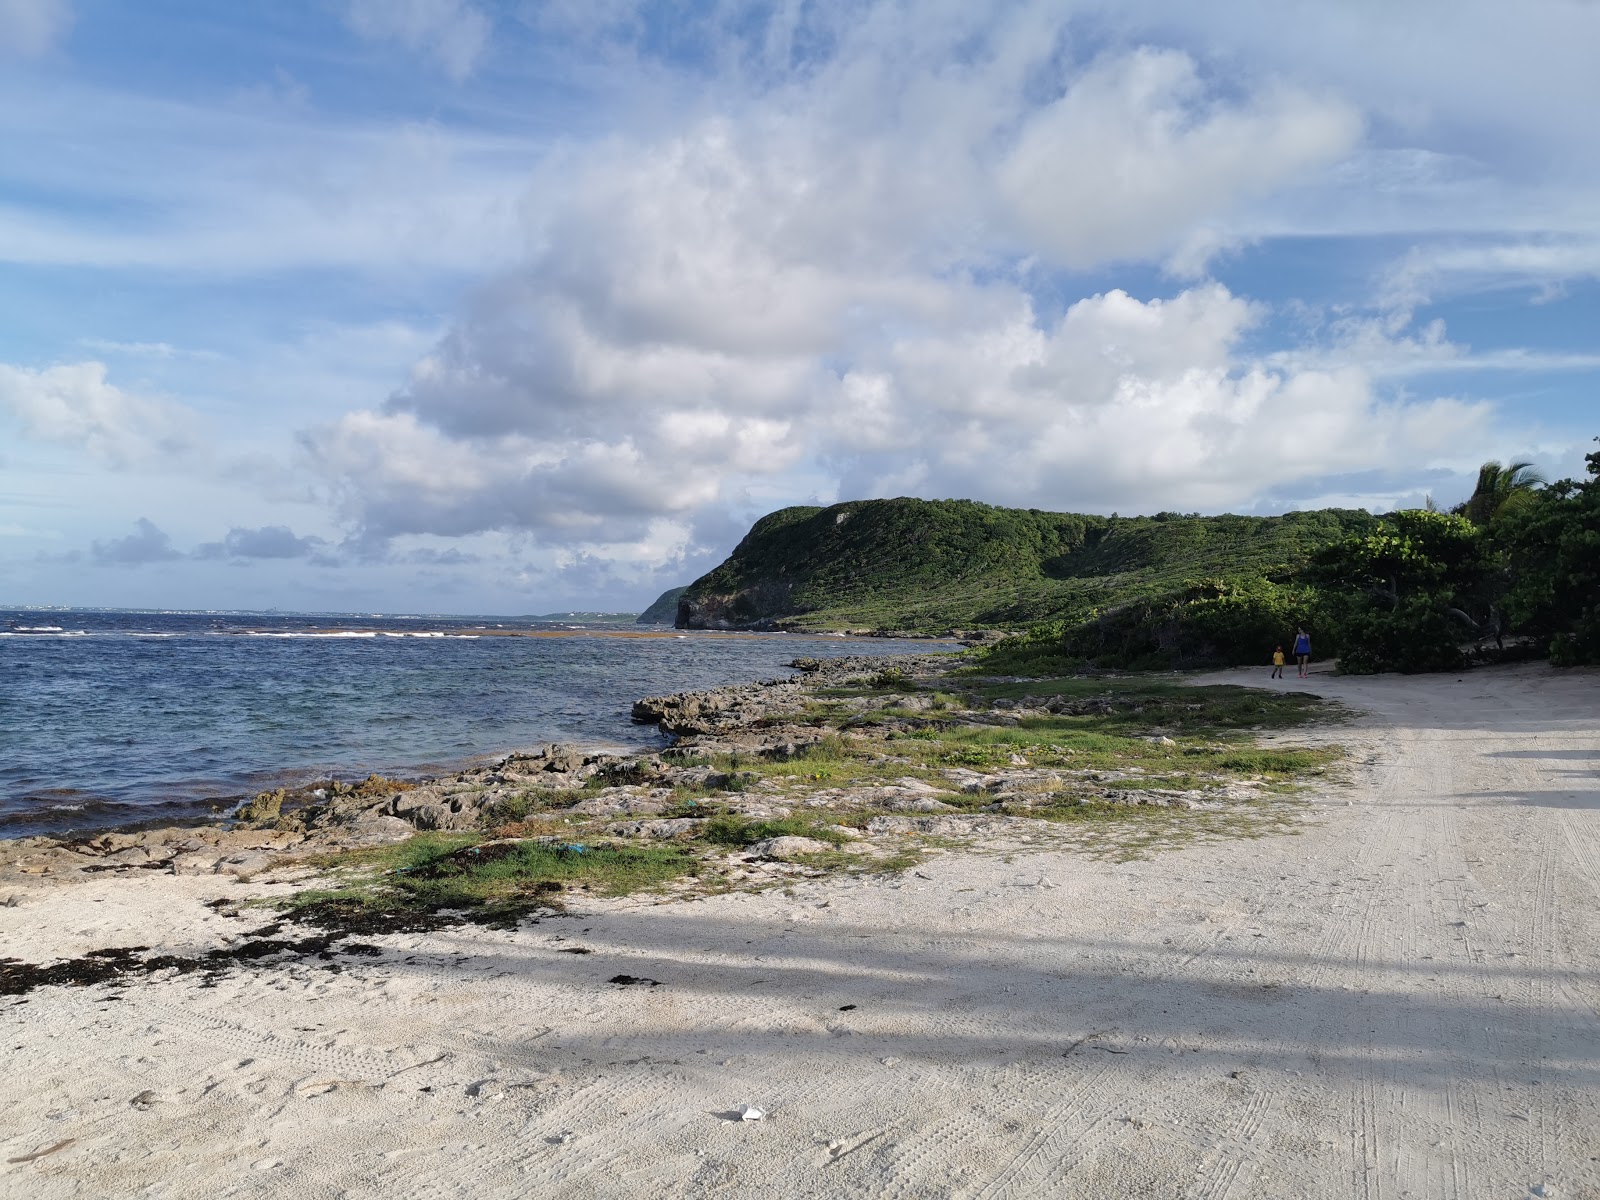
(676, 498), (1378, 635)
(635, 586), (688, 625)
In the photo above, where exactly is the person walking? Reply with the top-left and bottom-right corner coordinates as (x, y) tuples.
(1293, 628), (1312, 678)
(1270, 646), (1285, 679)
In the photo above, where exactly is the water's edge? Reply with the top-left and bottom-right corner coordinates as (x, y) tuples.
(1, 609), (951, 839)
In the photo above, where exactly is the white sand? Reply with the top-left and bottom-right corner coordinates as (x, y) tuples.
(3, 662), (1597, 1198)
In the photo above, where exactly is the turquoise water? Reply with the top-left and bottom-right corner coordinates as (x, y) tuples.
(0, 609), (941, 837)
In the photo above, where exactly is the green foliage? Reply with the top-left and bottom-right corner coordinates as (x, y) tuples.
(635, 585), (688, 625)
(1053, 576), (1321, 670)
(966, 677), (1334, 733)
(287, 835), (699, 926)
(484, 788), (577, 825)
(698, 814), (854, 847)
(677, 446), (1596, 673)
(677, 497), (1378, 634)
(1495, 443), (1600, 665)
(1308, 510), (1488, 673)
(1460, 460), (1546, 525)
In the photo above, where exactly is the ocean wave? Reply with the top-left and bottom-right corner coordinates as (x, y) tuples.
(245, 631), (379, 638)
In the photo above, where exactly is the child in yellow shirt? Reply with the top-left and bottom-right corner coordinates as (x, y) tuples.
(1270, 646), (1285, 679)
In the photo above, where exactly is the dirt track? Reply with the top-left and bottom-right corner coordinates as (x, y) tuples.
(3, 662), (1597, 1197)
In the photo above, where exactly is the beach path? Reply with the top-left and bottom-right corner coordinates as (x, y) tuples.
(2, 662), (1597, 1197)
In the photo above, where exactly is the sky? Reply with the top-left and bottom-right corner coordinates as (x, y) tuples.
(1, 0), (1597, 615)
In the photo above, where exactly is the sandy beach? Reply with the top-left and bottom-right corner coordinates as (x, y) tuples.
(3, 661), (1598, 1198)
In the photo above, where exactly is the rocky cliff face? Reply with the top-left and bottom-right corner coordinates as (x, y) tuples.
(676, 578), (799, 630)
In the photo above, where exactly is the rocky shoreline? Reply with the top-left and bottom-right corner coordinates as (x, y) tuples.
(0, 655), (940, 886)
(0, 652), (1313, 900)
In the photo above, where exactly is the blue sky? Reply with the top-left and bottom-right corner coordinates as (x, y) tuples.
(1, 0), (1596, 614)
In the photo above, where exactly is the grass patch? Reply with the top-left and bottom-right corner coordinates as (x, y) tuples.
(963, 675), (1337, 732)
(483, 788), (581, 825)
(1020, 797), (1310, 861)
(698, 814), (855, 848)
(284, 833), (699, 928)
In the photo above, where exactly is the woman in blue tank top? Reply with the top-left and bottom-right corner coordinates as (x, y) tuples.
(1293, 628), (1311, 678)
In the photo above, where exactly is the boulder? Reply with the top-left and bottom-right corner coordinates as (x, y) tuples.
(389, 791), (482, 831)
(746, 835), (836, 859)
(341, 810), (416, 846)
(607, 818), (706, 839)
(169, 853), (223, 876)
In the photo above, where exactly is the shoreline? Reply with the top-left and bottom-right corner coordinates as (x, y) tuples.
(4, 663), (1597, 1196)
(2, 631), (960, 844)
(0, 650), (1325, 905)
(0, 653), (960, 870)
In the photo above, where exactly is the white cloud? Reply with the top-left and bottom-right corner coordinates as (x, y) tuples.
(998, 49), (1360, 268)
(287, 22), (1521, 568)
(78, 338), (222, 362)
(1382, 237), (1600, 310)
(818, 286), (1494, 513)
(307, 280), (1497, 551)
(344, 0), (489, 82)
(11, 0), (1592, 605)
(0, 0), (70, 57)
(0, 361), (199, 465)
(1267, 313), (1600, 377)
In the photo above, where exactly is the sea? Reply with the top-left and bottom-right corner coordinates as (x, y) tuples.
(0, 609), (945, 839)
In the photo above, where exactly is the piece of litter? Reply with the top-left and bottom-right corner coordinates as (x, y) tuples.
(741, 1106), (765, 1122)
(1531, 1184), (1554, 1198)
(880, 1057), (900, 1066)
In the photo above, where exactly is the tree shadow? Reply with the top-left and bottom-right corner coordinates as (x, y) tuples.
(1483, 749), (1599, 761)
(340, 907), (1600, 1096)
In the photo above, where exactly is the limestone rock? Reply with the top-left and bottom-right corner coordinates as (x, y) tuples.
(746, 835), (836, 859)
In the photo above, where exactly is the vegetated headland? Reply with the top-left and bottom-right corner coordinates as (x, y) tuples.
(655, 444), (1600, 676)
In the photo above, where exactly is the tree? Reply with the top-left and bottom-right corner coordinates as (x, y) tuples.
(1459, 460), (1545, 525)
(1495, 442), (1600, 665)
(1310, 510), (1488, 673)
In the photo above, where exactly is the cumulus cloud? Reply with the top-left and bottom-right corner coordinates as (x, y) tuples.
(821, 287), (1494, 513)
(90, 518), (181, 566)
(998, 49), (1360, 268)
(344, 0), (489, 81)
(19, 1), (1557, 597)
(0, 361), (197, 465)
(306, 275), (1495, 549)
(0, 0), (70, 57)
(194, 525), (324, 560)
(293, 12), (1508, 569)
